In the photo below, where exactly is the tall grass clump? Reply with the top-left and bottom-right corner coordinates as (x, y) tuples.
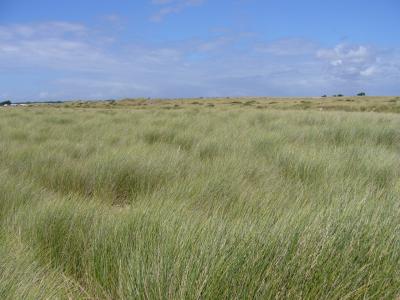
(0, 106), (399, 299)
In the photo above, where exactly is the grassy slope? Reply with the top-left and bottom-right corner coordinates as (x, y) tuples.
(0, 101), (399, 299)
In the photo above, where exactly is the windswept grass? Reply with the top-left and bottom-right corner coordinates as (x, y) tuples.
(0, 105), (399, 299)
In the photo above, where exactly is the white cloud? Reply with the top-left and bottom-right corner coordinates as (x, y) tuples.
(255, 38), (317, 56)
(360, 66), (376, 76)
(0, 22), (117, 72)
(317, 44), (382, 79)
(196, 36), (234, 52)
(150, 0), (205, 22)
(0, 22), (87, 39)
(317, 44), (373, 64)
(314, 43), (400, 95)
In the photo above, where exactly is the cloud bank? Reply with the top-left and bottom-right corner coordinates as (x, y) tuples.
(0, 21), (399, 101)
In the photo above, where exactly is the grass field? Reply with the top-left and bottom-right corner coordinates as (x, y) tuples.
(1, 97), (400, 299)
(58, 96), (400, 113)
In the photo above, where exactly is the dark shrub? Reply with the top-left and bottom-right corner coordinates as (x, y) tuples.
(0, 100), (11, 106)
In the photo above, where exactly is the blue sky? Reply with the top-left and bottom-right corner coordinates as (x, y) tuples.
(1, 0), (399, 101)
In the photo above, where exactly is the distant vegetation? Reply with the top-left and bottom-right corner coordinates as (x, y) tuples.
(0, 97), (399, 298)
(49, 96), (400, 114)
(0, 100), (11, 106)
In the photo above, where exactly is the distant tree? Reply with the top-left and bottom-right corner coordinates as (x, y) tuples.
(321, 95), (327, 98)
(337, 94), (343, 97)
(357, 92), (366, 96)
(0, 100), (11, 106)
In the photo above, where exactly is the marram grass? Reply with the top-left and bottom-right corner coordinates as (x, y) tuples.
(0, 105), (399, 299)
